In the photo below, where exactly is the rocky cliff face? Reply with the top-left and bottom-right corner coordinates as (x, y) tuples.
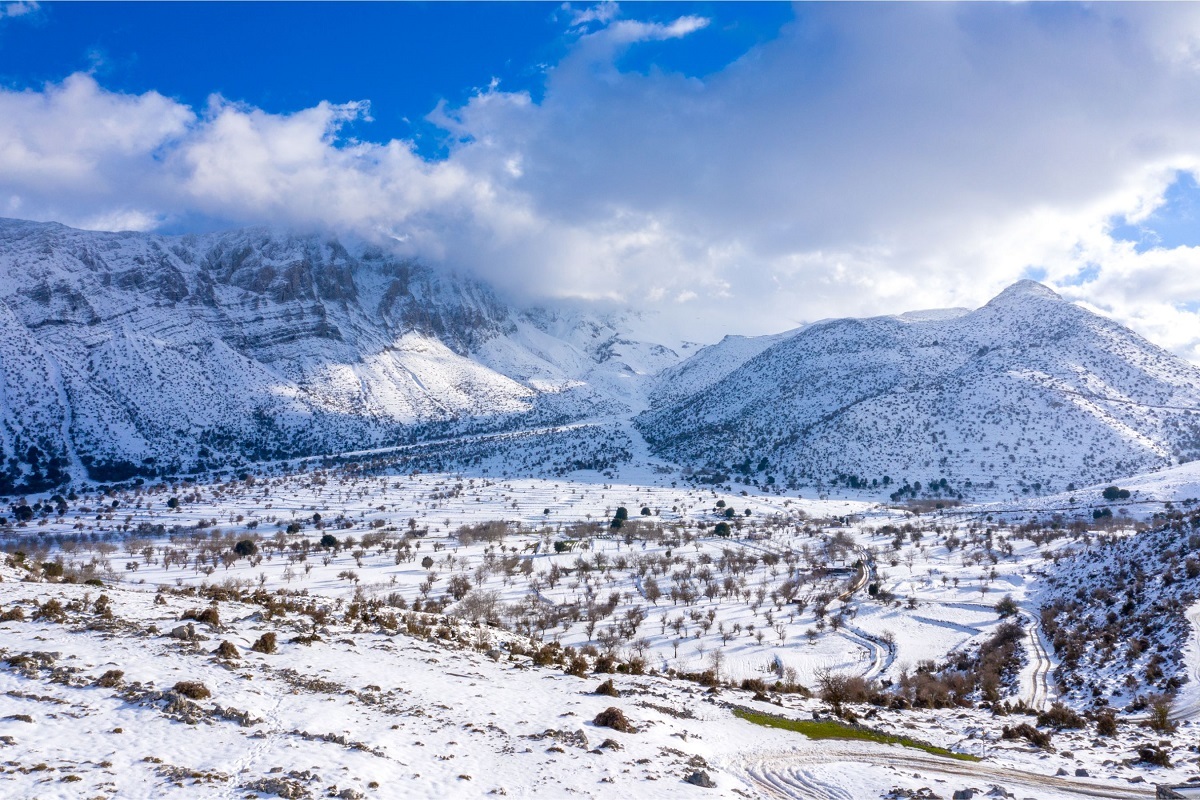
(0, 219), (676, 491)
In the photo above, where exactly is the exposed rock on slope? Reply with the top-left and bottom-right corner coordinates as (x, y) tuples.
(0, 219), (677, 490)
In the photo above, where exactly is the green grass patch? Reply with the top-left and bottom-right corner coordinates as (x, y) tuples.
(732, 707), (981, 762)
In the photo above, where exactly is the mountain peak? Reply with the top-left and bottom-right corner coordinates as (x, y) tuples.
(987, 279), (1061, 305)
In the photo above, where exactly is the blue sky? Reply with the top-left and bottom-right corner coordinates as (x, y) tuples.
(3, 2), (1200, 357)
(0, 2), (792, 157)
(1111, 172), (1200, 254)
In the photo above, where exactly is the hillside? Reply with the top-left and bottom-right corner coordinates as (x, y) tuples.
(0, 219), (679, 492)
(636, 281), (1200, 498)
(5, 218), (1200, 503)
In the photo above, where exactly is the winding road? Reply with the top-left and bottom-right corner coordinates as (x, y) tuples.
(1018, 607), (1054, 711)
(836, 622), (893, 680)
(930, 601), (1054, 711)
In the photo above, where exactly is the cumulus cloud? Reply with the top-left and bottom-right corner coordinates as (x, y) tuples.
(4, 5), (1200, 355)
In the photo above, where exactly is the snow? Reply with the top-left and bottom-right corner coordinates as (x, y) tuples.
(638, 275), (1200, 500)
(0, 542), (1190, 799)
(2, 218), (1200, 796)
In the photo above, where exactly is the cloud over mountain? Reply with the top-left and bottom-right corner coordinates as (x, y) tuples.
(3, 5), (1200, 352)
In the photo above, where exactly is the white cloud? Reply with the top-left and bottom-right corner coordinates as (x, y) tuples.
(565, 1), (619, 30)
(604, 15), (709, 44)
(0, 2), (37, 20)
(5, 6), (1200, 356)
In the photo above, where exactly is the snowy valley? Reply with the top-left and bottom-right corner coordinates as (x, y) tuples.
(1, 220), (1199, 799)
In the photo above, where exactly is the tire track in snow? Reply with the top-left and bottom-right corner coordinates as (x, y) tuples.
(929, 600), (1052, 711)
(1170, 602), (1200, 722)
(836, 623), (893, 680)
(1019, 608), (1053, 711)
(726, 744), (1156, 799)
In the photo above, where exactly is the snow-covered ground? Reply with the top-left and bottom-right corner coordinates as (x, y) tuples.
(0, 561), (1193, 800)
(3, 465), (1199, 797)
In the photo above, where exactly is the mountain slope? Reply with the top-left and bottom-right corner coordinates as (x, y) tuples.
(0, 219), (679, 490)
(636, 281), (1200, 498)
(647, 330), (794, 410)
(6, 217), (1200, 501)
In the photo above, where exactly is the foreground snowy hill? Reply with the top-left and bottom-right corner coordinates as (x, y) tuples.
(0, 219), (679, 492)
(637, 281), (1200, 498)
(0, 558), (1188, 799)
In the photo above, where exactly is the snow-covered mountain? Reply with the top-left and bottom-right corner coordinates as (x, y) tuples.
(637, 280), (1200, 498)
(5, 217), (1200, 500)
(0, 219), (680, 491)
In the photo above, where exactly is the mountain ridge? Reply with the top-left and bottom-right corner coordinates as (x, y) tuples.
(1, 217), (1198, 500)
(0, 219), (677, 491)
(636, 277), (1200, 498)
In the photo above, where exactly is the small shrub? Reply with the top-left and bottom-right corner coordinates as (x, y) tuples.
(33, 599), (66, 623)
(593, 706), (636, 733)
(565, 654), (589, 678)
(95, 669), (125, 688)
(183, 606), (221, 627)
(1136, 744), (1171, 767)
(994, 595), (1019, 618)
(594, 678), (620, 697)
(1094, 710), (1117, 737)
(531, 644), (560, 667)
(214, 641), (240, 660)
(1146, 695), (1177, 733)
(0, 606), (26, 622)
(1037, 702), (1085, 730)
(250, 632), (277, 654)
(173, 681), (211, 700)
(1001, 722), (1052, 749)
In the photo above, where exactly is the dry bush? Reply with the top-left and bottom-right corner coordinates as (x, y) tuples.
(594, 678), (620, 697)
(816, 669), (876, 717)
(1093, 709), (1117, 737)
(214, 641), (240, 659)
(1137, 744), (1171, 767)
(182, 606), (221, 627)
(1036, 702), (1085, 730)
(250, 632), (277, 654)
(1001, 722), (1053, 749)
(173, 681), (212, 700)
(565, 654), (589, 678)
(1146, 694), (1177, 733)
(33, 598), (66, 623)
(95, 669), (125, 688)
(593, 706), (636, 733)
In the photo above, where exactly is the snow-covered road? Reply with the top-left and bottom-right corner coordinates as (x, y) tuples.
(1171, 601), (1200, 722)
(1019, 607), (1054, 711)
(729, 744), (1155, 800)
